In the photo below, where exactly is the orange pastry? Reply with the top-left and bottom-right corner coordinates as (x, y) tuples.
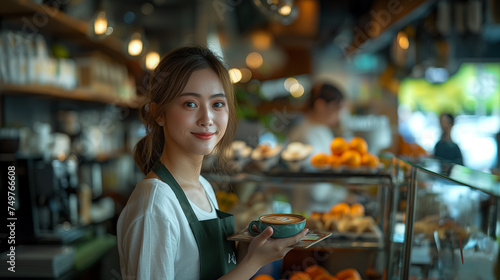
(321, 213), (337, 230)
(350, 203), (365, 217)
(328, 154), (342, 168)
(315, 275), (339, 280)
(253, 275), (274, 280)
(313, 274), (339, 280)
(290, 271), (312, 280)
(311, 153), (330, 168)
(348, 137), (368, 155)
(305, 265), (329, 279)
(339, 150), (362, 168)
(336, 268), (361, 280)
(361, 153), (379, 168)
(330, 202), (350, 219)
(310, 212), (323, 219)
(330, 137), (348, 155)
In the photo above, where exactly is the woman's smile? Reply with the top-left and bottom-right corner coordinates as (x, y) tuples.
(160, 68), (229, 156)
(192, 132), (215, 140)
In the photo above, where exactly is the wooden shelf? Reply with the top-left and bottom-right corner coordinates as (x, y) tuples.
(0, 84), (143, 109)
(1, 0), (142, 78)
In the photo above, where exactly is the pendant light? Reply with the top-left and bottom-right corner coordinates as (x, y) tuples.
(126, 30), (147, 57)
(143, 40), (160, 70)
(87, 1), (113, 39)
(252, 0), (299, 25)
(145, 51), (160, 70)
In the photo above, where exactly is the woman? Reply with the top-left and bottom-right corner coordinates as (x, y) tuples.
(434, 113), (463, 165)
(287, 82), (347, 213)
(288, 82), (345, 157)
(117, 45), (308, 280)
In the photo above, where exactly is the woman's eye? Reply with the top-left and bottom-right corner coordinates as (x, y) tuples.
(213, 102), (225, 108)
(184, 102), (196, 108)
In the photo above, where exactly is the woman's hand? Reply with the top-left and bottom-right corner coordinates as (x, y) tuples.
(220, 226), (308, 280)
(243, 226), (309, 269)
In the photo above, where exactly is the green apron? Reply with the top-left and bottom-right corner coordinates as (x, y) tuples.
(152, 161), (237, 280)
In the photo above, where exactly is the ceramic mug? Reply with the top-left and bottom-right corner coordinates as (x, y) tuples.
(248, 214), (306, 238)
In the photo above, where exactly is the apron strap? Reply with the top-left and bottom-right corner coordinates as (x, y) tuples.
(151, 161), (199, 223)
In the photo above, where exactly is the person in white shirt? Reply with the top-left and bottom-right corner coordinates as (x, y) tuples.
(117, 45), (308, 280)
(288, 82), (347, 212)
(288, 82), (345, 158)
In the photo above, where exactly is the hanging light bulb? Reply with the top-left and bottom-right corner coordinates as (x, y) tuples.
(278, 5), (292, 16)
(246, 52), (263, 69)
(252, 0), (299, 25)
(397, 31), (409, 50)
(145, 51), (160, 70)
(228, 68), (242, 83)
(88, 10), (113, 39)
(94, 11), (107, 35)
(127, 32), (145, 56)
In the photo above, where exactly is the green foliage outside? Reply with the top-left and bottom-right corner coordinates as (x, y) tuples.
(399, 63), (500, 115)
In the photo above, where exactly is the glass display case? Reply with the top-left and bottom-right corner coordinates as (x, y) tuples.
(205, 167), (393, 279)
(388, 158), (500, 280)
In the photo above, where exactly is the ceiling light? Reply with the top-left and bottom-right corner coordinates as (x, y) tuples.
(251, 30), (272, 50)
(246, 52), (263, 69)
(239, 68), (252, 83)
(284, 77), (298, 91)
(290, 83), (304, 98)
(253, 0), (299, 25)
(397, 31), (409, 50)
(145, 51), (160, 70)
(278, 5), (292, 16)
(229, 68), (242, 83)
(88, 10), (113, 39)
(127, 32), (146, 56)
(94, 11), (107, 35)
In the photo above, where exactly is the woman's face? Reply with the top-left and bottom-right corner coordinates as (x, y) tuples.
(161, 68), (228, 156)
(317, 100), (342, 127)
(440, 114), (452, 132)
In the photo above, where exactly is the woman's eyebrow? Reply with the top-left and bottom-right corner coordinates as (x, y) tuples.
(179, 92), (226, 99)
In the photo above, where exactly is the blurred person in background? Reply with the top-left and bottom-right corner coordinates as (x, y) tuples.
(288, 82), (345, 155)
(287, 82), (347, 213)
(434, 113), (463, 165)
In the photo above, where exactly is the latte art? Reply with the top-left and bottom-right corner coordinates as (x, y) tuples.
(260, 214), (304, 224)
(249, 213), (306, 238)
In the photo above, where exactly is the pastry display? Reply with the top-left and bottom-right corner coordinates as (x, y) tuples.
(227, 140), (252, 172)
(250, 143), (282, 171)
(228, 140), (252, 159)
(306, 202), (378, 235)
(281, 142), (313, 172)
(311, 137), (382, 172)
(286, 265), (362, 280)
(310, 153), (331, 170)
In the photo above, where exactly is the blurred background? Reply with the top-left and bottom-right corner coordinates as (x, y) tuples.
(0, 0), (499, 279)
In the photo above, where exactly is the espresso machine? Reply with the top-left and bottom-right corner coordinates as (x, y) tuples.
(0, 156), (85, 253)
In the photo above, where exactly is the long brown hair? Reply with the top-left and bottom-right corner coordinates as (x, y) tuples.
(134, 45), (237, 175)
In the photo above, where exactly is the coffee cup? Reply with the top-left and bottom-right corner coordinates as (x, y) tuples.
(248, 214), (306, 238)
